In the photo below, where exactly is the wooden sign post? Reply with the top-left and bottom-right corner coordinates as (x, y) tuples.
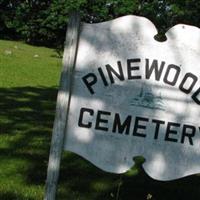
(44, 12), (80, 200)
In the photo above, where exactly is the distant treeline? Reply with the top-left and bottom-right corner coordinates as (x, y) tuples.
(1, 0), (199, 48)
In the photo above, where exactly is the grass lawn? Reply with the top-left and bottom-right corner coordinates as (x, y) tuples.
(1, 39), (200, 200)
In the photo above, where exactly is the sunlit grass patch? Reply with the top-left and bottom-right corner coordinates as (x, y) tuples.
(0, 40), (61, 88)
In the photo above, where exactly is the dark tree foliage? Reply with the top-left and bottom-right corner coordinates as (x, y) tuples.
(0, 0), (199, 47)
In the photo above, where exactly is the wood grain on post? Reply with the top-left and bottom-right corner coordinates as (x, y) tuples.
(44, 12), (80, 200)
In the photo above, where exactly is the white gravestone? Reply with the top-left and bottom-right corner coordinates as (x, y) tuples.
(64, 15), (200, 181)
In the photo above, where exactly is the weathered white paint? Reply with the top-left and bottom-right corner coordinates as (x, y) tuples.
(64, 15), (200, 181)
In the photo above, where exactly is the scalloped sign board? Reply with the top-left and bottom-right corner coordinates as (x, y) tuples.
(64, 15), (200, 181)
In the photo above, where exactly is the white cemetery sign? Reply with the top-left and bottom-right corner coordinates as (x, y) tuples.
(63, 15), (200, 181)
(46, 14), (200, 199)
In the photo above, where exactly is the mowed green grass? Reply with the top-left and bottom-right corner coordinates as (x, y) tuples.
(0, 40), (61, 199)
(0, 40), (60, 87)
(1, 39), (200, 200)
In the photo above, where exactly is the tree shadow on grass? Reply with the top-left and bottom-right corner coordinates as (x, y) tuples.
(0, 191), (35, 200)
(0, 86), (57, 199)
(119, 160), (200, 200)
(1, 86), (200, 200)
